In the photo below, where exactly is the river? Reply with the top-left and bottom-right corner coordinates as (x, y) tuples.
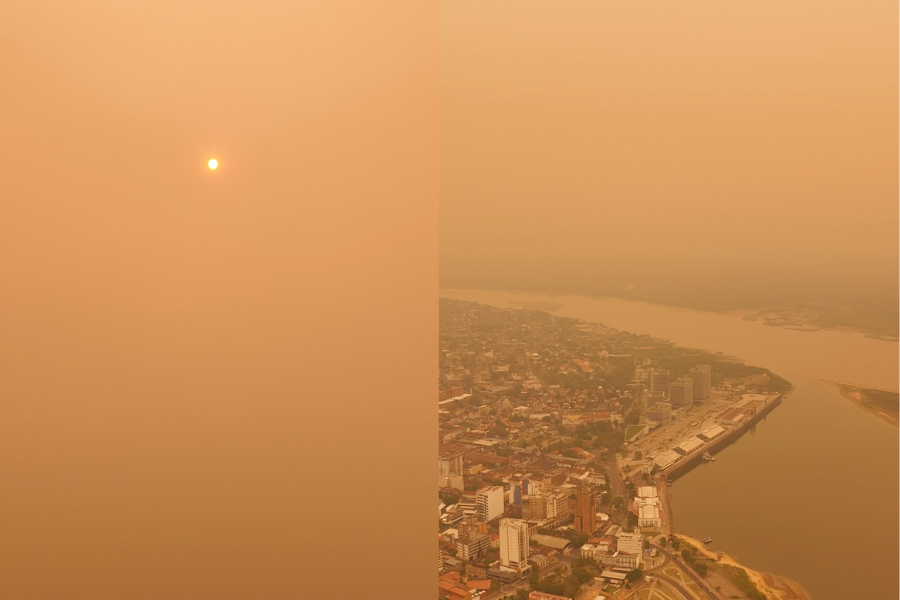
(440, 288), (899, 600)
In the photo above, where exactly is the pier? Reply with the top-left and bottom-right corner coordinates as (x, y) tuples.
(659, 393), (785, 533)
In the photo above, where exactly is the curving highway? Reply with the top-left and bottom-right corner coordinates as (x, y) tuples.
(645, 545), (719, 600)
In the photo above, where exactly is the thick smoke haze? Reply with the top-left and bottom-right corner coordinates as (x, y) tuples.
(441, 1), (898, 329)
(1, 2), (436, 598)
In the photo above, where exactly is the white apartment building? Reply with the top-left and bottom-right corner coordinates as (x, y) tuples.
(499, 518), (530, 571)
(439, 449), (464, 478)
(545, 492), (569, 519)
(476, 486), (505, 522)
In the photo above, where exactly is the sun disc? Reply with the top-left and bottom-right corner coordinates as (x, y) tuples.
(208, 159), (218, 170)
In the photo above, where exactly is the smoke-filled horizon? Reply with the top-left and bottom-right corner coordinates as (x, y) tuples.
(440, 1), (898, 329)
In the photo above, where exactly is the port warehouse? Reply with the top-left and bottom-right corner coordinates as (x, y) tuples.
(698, 425), (726, 442)
(674, 436), (704, 455)
(662, 394), (784, 481)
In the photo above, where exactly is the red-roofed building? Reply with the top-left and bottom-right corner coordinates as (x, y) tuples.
(465, 580), (492, 592)
(438, 580), (472, 600)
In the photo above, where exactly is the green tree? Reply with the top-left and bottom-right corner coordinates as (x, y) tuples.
(563, 574), (581, 598)
(627, 512), (638, 529)
(694, 563), (708, 577)
(625, 568), (644, 582)
(515, 588), (529, 600)
(573, 567), (592, 584)
(570, 533), (589, 548)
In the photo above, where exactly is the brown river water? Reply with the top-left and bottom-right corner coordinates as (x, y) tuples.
(441, 289), (899, 600)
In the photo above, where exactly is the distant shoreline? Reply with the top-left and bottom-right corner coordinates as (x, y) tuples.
(822, 380), (899, 427)
(440, 287), (899, 341)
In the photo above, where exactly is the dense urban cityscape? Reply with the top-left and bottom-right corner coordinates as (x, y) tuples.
(438, 299), (793, 600)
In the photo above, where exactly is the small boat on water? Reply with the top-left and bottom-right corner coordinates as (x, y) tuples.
(701, 451), (716, 462)
(703, 537), (712, 544)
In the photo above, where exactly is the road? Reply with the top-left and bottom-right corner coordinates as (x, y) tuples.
(657, 476), (674, 536)
(646, 545), (719, 600)
(487, 559), (567, 600)
(488, 547), (717, 600)
(606, 447), (628, 522)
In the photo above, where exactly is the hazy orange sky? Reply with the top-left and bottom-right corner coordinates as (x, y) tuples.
(1, 2), (436, 598)
(440, 1), (898, 311)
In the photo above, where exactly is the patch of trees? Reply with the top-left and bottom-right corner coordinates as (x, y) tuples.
(539, 369), (595, 391)
(528, 571), (581, 599)
(680, 546), (709, 578)
(569, 420), (624, 454)
(722, 565), (769, 600)
(440, 491), (461, 505)
(554, 528), (589, 548)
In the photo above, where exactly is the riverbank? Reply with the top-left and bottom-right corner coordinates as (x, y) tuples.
(822, 380), (899, 427)
(465, 287), (898, 341)
(679, 534), (810, 600)
(665, 390), (788, 483)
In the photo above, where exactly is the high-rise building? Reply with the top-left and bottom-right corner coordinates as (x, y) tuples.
(476, 486), (505, 522)
(646, 391), (666, 410)
(670, 378), (693, 407)
(689, 365), (711, 402)
(574, 481), (597, 534)
(458, 533), (491, 561)
(499, 518), (530, 570)
(439, 446), (465, 478)
(649, 369), (670, 397)
(545, 492), (569, 519)
(526, 493), (546, 520)
(646, 402), (671, 423)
